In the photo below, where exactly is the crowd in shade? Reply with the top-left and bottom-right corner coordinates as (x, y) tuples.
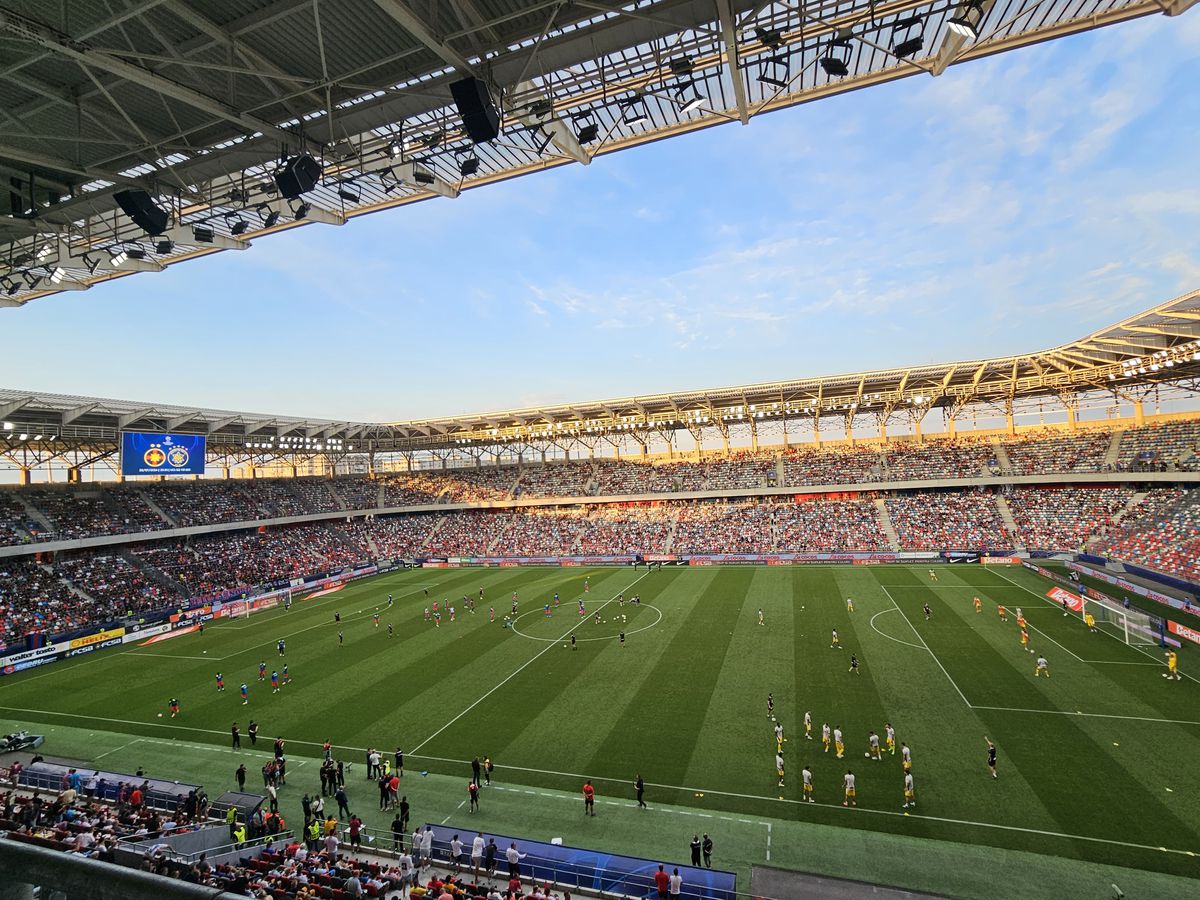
(0, 425), (1197, 548)
(884, 492), (1012, 552)
(773, 499), (892, 552)
(1004, 486), (1135, 551)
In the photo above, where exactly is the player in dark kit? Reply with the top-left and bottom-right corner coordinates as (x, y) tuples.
(985, 736), (998, 778)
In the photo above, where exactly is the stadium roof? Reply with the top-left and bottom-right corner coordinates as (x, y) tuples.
(1, 0), (1194, 306)
(1, 289), (1198, 455)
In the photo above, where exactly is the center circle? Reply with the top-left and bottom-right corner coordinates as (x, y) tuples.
(510, 603), (663, 643)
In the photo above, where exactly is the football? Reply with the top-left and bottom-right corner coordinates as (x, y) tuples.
(865, 752), (870, 758)
(157, 713), (163, 718)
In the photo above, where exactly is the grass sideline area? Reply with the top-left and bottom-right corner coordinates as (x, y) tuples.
(1, 564), (1197, 898)
(1040, 559), (1200, 629)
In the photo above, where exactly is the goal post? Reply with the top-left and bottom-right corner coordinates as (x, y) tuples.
(1083, 595), (1158, 646)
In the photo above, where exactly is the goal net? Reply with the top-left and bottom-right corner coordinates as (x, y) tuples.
(1082, 595), (1158, 646)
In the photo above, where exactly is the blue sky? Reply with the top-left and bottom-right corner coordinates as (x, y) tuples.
(2, 13), (1198, 422)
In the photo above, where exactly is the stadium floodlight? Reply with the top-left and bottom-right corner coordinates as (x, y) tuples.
(821, 38), (853, 77)
(891, 16), (925, 58)
(948, 1), (985, 40)
(292, 202), (311, 220)
(18, 433), (27, 441)
(81, 253), (100, 274)
(337, 186), (360, 203)
(459, 154), (479, 177)
(414, 170), (435, 186)
(109, 250), (127, 267)
(674, 82), (705, 113)
(155, 239), (174, 254)
(574, 111), (600, 144)
(36, 242), (54, 261)
(388, 140), (402, 159)
(49, 266), (66, 284)
(757, 56), (790, 88)
(621, 96), (649, 125)
(126, 246), (147, 260)
(1, 421), (10, 430)
(754, 27), (784, 49)
(192, 225), (215, 243)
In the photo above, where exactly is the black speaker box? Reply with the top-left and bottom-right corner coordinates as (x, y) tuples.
(114, 189), (169, 235)
(450, 77), (500, 144)
(274, 154), (322, 199)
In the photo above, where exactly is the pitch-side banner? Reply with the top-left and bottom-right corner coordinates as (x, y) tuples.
(1168, 620), (1200, 646)
(1046, 586), (1085, 613)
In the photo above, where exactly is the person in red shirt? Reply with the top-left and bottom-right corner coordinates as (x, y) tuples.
(348, 814), (362, 848)
(582, 780), (595, 817)
(654, 865), (670, 898)
(129, 787), (143, 809)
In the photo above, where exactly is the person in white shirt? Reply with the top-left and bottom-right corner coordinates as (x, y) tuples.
(421, 826), (434, 867)
(668, 868), (683, 899)
(842, 770), (857, 807)
(450, 834), (464, 870)
(506, 842), (527, 878)
(471, 832), (485, 876)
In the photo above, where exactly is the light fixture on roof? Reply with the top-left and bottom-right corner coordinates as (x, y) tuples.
(820, 37), (853, 77)
(387, 140), (402, 159)
(81, 253), (100, 274)
(754, 27), (784, 49)
(947, 1), (985, 40)
(192, 225), (215, 244)
(49, 266), (67, 284)
(757, 56), (789, 88)
(126, 246), (147, 260)
(0, 276), (17, 295)
(459, 152), (479, 177)
(337, 185), (360, 203)
(891, 16), (925, 58)
(256, 205), (281, 228)
(230, 218), (249, 236)
(109, 250), (128, 267)
(573, 111), (600, 144)
(155, 239), (174, 254)
(621, 96), (649, 126)
(292, 201), (311, 221)
(674, 81), (705, 113)
(413, 169), (435, 186)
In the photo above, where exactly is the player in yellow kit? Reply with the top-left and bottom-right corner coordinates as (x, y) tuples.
(901, 743), (912, 774)
(802, 766), (814, 803)
(804, 710), (813, 740)
(845, 597), (855, 613)
(973, 597), (982, 614)
(884, 723), (896, 755)
(1164, 651), (1181, 681)
(1035, 654), (1050, 678)
(902, 772), (916, 809)
(834, 726), (845, 760)
(843, 770), (857, 807)
(821, 722), (831, 753)
(1085, 613), (1096, 633)
(1020, 628), (1030, 652)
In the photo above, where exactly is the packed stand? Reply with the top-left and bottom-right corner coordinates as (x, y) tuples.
(886, 491), (1012, 551)
(333, 476), (382, 510)
(436, 466), (520, 502)
(774, 499), (890, 551)
(53, 552), (183, 615)
(0, 557), (79, 644)
(575, 504), (676, 555)
(1005, 430), (1112, 474)
(1004, 486), (1134, 550)
(337, 516), (437, 559)
(671, 500), (775, 554)
(704, 449), (779, 489)
(513, 462), (596, 498)
(486, 508), (591, 556)
(591, 459), (658, 495)
(878, 439), (998, 481)
(379, 473), (445, 507)
(24, 487), (168, 540)
(1097, 488), (1200, 581)
(782, 445), (884, 486)
(0, 492), (39, 545)
(143, 481), (256, 527)
(425, 511), (511, 556)
(1117, 421), (1200, 472)
(245, 478), (341, 517)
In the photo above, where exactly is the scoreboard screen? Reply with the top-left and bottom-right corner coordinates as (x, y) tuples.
(120, 431), (206, 477)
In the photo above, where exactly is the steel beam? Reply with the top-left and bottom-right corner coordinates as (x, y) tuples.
(371, 0), (479, 75)
(716, 0), (749, 124)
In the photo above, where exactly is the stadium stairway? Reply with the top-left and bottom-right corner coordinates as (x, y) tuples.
(135, 487), (178, 527)
(484, 514), (517, 555)
(873, 499), (901, 551)
(990, 438), (1014, 474)
(327, 480), (351, 511)
(1104, 429), (1126, 468)
(121, 549), (187, 599)
(1088, 489), (1155, 555)
(993, 495), (1023, 547)
(14, 494), (54, 535)
(53, 565), (102, 607)
(662, 514), (680, 554)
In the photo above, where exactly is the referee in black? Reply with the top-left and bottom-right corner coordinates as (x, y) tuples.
(985, 736), (998, 778)
(634, 774), (646, 808)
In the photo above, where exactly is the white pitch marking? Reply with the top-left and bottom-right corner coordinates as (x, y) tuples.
(878, 585), (972, 708)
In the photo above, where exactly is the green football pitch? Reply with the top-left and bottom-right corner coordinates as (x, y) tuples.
(2, 564), (1198, 898)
